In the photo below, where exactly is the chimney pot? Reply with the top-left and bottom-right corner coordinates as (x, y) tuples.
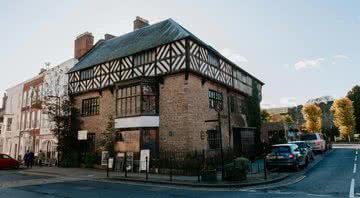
(74, 32), (94, 59)
(133, 16), (149, 31)
(104, 33), (116, 40)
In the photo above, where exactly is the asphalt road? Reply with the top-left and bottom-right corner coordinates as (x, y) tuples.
(0, 145), (358, 198)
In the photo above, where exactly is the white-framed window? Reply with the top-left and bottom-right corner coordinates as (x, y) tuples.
(23, 91), (27, 108)
(26, 112), (30, 129)
(31, 111), (35, 129)
(27, 90), (32, 107)
(36, 110), (41, 129)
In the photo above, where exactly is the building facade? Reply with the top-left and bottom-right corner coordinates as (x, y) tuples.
(0, 93), (8, 153)
(68, 17), (264, 158)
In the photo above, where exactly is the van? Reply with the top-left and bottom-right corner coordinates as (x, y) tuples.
(300, 133), (326, 153)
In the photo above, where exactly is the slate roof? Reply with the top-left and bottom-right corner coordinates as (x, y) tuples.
(68, 18), (264, 85)
(68, 19), (200, 73)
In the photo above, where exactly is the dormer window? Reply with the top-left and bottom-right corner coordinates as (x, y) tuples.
(80, 68), (94, 80)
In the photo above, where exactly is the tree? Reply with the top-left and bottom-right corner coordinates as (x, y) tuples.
(261, 110), (271, 122)
(100, 115), (116, 157)
(44, 97), (81, 167)
(347, 85), (360, 134)
(301, 103), (322, 133)
(246, 80), (262, 156)
(330, 97), (355, 139)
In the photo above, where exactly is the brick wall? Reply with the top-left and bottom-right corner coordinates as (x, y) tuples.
(72, 89), (115, 150)
(159, 73), (248, 153)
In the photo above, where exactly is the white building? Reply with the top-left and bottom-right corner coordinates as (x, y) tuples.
(39, 58), (77, 161)
(1, 84), (24, 159)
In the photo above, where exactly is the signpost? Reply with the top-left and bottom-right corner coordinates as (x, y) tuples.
(78, 130), (88, 140)
(140, 149), (150, 172)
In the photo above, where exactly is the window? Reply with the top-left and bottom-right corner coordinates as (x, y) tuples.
(207, 129), (220, 150)
(230, 96), (245, 114)
(31, 111), (35, 129)
(22, 92), (27, 108)
(82, 97), (100, 116)
(26, 112), (30, 129)
(208, 51), (220, 67)
(80, 68), (94, 80)
(208, 90), (223, 110)
(134, 50), (156, 66)
(36, 111), (41, 129)
(6, 118), (12, 131)
(116, 84), (158, 117)
(27, 90), (31, 107)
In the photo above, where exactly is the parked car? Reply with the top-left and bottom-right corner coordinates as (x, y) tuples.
(0, 153), (20, 169)
(265, 144), (307, 171)
(300, 133), (326, 154)
(289, 141), (314, 162)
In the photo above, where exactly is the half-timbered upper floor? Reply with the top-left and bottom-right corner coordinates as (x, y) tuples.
(68, 18), (264, 98)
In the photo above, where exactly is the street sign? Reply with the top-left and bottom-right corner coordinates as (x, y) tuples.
(78, 130), (88, 140)
(108, 158), (114, 169)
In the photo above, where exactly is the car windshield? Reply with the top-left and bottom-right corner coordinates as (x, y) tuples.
(271, 146), (291, 153)
(293, 142), (306, 148)
(301, 134), (317, 141)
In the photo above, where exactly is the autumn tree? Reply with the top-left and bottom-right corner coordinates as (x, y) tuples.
(347, 85), (360, 134)
(301, 103), (322, 133)
(261, 110), (271, 122)
(330, 97), (355, 139)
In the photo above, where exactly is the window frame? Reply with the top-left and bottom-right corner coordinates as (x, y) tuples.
(208, 90), (223, 110)
(81, 97), (100, 117)
(80, 68), (94, 80)
(207, 129), (221, 150)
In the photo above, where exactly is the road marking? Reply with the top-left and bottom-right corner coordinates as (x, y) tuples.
(356, 156), (358, 161)
(350, 178), (355, 198)
(356, 150), (358, 155)
(354, 164), (357, 174)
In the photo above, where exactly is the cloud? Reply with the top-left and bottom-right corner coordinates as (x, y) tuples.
(294, 58), (324, 70)
(280, 97), (297, 107)
(333, 54), (349, 59)
(220, 48), (248, 65)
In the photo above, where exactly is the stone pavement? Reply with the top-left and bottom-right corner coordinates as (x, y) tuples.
(19, 166), (288, 188)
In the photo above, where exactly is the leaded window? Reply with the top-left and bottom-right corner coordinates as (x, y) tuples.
(82, 97), (100, 116)
(80, 68), (94, 80)
(207, 129), (220, 150)
(116, 83), (158, 117)
(208, 51), (220, 67)
(208, 90), (223, 110)
(134, 50), (156, 66)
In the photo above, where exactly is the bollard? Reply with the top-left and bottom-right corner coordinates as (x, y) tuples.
(124, 153), (127, 178)
(146, 156), (149, 180)
(107, 157), (109, 178)
(169, 154), (173, 182)
(264, 156), (267, 180)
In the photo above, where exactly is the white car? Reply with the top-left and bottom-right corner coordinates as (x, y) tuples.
(300, 133), (326, 153)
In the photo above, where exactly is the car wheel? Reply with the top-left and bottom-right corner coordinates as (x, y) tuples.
(304, 157), (309, 167)
(293, 162), (300, 171)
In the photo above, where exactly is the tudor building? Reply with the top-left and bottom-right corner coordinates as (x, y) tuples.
(68, 17), (264, 158)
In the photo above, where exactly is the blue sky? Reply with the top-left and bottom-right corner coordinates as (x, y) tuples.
(0, 0), (359, 107)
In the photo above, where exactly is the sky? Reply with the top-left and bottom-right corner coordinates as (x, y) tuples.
(0, 0), (359, 108)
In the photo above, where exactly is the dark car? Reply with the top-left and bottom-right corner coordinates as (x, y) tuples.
(289, 141), (314, 162)
(0, 153), (20, 169)
(265, 144), (307, 171)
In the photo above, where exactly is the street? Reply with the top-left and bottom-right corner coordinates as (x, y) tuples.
(0, 145), (358, 198)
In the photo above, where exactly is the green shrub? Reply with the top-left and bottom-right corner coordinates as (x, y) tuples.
(224, 157), (250, 181)
(200, 168), (217, 182)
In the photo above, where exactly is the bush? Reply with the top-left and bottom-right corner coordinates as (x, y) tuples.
(224, 157), (250, 181)
(200, 168), (217, 182)
(82, 153), (97, 168)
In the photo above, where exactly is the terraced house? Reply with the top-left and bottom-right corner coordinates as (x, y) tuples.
(68, 17), (264, 158)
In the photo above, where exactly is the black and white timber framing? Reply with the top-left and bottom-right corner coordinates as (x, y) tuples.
(68, 38), (263, 96)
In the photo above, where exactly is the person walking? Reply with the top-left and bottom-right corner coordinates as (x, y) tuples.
(38, 150), (45, 167)
(24, 150), (30, 168)
(28, 151), (34, 168)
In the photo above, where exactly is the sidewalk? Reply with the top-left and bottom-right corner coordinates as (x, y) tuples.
(20, 166), (289, 188)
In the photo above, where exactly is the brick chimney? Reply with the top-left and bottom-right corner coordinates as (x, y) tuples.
(104, 33), (116, 40)
(74, 32), (94, 59)
(133, 16), (149, 31)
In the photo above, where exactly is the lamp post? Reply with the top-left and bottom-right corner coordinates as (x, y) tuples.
(214, 102), (225, 181)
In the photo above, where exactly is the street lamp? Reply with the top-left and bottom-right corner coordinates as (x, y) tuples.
(214, 102), (225, 181)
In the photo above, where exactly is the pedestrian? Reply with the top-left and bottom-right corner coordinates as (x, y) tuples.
(38, 150), (45, 167)
(24, 150), (30, 168)
(28, 151), (34, 168)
